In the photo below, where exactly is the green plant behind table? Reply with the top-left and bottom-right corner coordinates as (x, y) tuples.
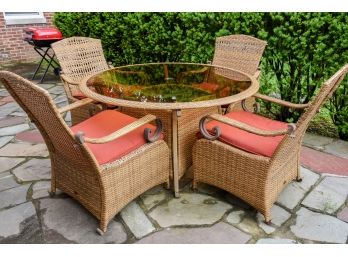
(258, 13), (348, 137)
(54, 12), (348, 140)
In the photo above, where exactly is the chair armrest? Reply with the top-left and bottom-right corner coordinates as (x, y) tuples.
(75, 114), (162, 144)
(254, 69), (261, 80)
(60, 73), (80, 86)
(199, 113), (296, 140)
(254, 93), (310, 109)
(58, 98), (94, 114)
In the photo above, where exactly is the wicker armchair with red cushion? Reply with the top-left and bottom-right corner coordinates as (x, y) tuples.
(193, 64), (348, 224)
(0, 71), (170, 234)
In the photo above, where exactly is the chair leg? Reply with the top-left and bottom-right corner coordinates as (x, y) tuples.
(97, 220), (107, 236)
(264, 210), (272, 225)
(192, 180), (197, 190)
(49, 183), (56, 197)
(165, 180), (170, 190)
(296, 158), (302, 182)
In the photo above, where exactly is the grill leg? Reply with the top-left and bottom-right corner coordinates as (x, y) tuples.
(40, 52), (55, 84)
(32, 47), (50, 80)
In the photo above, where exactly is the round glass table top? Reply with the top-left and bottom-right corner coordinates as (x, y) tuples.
(81, 62), (259, 110)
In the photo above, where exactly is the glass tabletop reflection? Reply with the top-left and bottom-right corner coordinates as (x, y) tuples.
(86, 63), (252, 104)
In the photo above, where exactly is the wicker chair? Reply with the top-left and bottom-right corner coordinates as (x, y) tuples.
(51, 37), (113, 125)
(178, 35), (267, 112)
(0, 71), (170, 234)
(213, 34), (267, 112)
(193, 64), (348, 223)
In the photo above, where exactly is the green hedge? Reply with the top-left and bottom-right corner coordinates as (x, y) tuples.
(54, 12), (348, 140)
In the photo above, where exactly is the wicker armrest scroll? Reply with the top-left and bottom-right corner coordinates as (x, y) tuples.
(199, 113), (296, 141)
(58, 98), (94, 114)
(75, 114), (162, 144)
(254, 93), (309, 109)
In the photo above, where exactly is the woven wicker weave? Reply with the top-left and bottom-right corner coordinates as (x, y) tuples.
(193, 64), (348, 223)
(213, 35), (267, 112)
(0, 71), (170, 233)
(51, 37), (111, 125)
(121, 107), (219, 179)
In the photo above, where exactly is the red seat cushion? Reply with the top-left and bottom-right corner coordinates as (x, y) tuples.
(71, 110), (159, 165)
(205, 111), (288, 157)
(72, 92), (87, 100)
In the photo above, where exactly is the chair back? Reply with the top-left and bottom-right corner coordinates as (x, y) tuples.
(271, 64), (348, 167)
(0, 71), (98, 168)
(52, 37), (109, 96)
(212, 34), (267, 80)
(296, 64), (348, 137)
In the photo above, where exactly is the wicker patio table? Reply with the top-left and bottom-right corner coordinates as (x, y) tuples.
(80, 62), (259, 197)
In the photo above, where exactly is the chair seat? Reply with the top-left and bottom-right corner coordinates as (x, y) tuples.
(72, 92), (87, 100)
(205, 110), (288, 157)
(71, 110), (159, 165)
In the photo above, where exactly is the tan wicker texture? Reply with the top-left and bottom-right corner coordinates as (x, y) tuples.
(0, 71), (170, 233)
(121, 107), (219, 179)
(51, 37), (111, 125)
(213, 35), (267, 112)
(193, 64), (348, 223)
(80, 62), (259, 196)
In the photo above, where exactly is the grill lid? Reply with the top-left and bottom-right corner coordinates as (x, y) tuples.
(24, 27), (63, 41)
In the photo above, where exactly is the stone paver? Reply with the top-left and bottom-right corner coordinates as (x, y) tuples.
(337, 207), (348, 223)
(0, 90), (10, 97)
(10, 111), (27, 117)
(136, 222), (251, 244)
(40, 198), (127, 243)
(0, 136), (13, 148)
(0, 123), (30, 136)
(303, 133), (335, 150)
(0, 157), (25, 173)
(120, 201), (155, 239)
(302, 176), (348, 214)
(0, 142), (48, 157)
(277, 167), (320, 210)
(149, 193), (232, 227)
(140, 191), (167, 210)
(15, 130), (44, 144)
(32, 181), (51, 199)
(259, 205), (291, 227)
(325, 140), (348, 159)
(54, 95), (68, 104)
(48, 86), (65, 95)
(0, 202), (36, 237)
(237, 216), (261, 235)
(291, 208), (348, 243)
(256, 205), (291, 234)
(12, 158), (51, 182)
(256, 238), (297, 244)
(0, 116), (26, 128)
(226, 210), (245, 224)
(0, 174), (19, 192)
(0, 184), (30, 209)
(0, 102), (20, 117)
(301, 146), (348, 176)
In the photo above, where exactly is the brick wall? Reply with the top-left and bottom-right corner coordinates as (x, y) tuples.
(0, 12), (55, 64)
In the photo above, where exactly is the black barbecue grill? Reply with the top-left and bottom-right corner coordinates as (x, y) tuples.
(24, 27), (63, 83)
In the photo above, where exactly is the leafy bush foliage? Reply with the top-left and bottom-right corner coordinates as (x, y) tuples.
(54, 12), (348, 140)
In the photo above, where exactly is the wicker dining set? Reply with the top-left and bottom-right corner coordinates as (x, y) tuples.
(1, 34), (347, 235)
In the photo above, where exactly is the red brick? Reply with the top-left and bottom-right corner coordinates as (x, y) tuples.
(301, 146), (348, 176)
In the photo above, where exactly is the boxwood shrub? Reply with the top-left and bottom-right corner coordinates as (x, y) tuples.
(54, 12), (348, 140)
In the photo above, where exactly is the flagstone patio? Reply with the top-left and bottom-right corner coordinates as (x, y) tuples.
(0, 63), (347, 244)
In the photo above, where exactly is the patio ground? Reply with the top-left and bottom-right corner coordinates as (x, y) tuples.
(0, 63), (347, 244)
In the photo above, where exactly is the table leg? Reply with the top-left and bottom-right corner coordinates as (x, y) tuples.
(172, 109), (181, 198)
